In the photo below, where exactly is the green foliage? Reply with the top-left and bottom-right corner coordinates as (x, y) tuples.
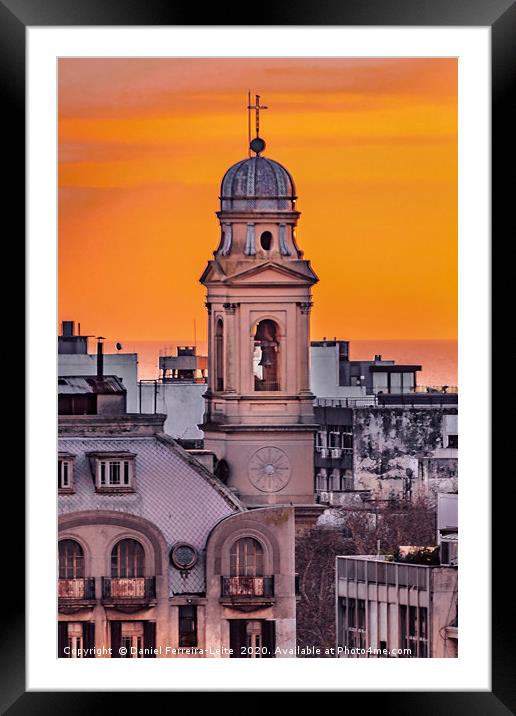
(394, 546), (440, 565)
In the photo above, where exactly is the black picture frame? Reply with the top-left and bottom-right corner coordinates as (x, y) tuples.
(6, 0), (509, 709)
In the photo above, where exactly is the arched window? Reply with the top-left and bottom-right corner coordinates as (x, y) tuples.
(215, 318), (224, 391)
(59, 539), (84, 579)
(230, 537), (264, 577)
(111, 538), (144, 578)
(253, 319), (279, 391)
(260, 231), (272, 251)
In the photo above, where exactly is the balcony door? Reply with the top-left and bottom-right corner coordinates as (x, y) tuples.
(111, 538), (144, 578)
(58, 539), (86, 599)
(110, 621), (156, 658)
(229, 620), (275, 658)
(59, 539), (84, 579)
(57, 622), (95, 658)
(230, 537), (263, 577)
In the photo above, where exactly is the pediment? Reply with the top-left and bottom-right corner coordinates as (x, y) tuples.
(222, 261), (318, 286)
(199, 260), (227, 285)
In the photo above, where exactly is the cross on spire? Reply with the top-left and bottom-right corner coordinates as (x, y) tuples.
(247, 92), (268, 156)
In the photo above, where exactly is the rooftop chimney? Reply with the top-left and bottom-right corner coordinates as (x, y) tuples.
(96, 337), (105, 379)
(62, 320), (75, 337)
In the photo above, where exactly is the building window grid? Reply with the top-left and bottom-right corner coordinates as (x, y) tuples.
(316, 468), (352, 492)
(400, 605), (428, 658)
(59, 539), (85, 580)
(342, 598), (366, 651)
(316, 470), (328, 491)
(99, 459), (131, 487)
(67, 623), (84, 658)
(179, 605), (198, 648)
(111, 539), (145, 578)
(246, 620), (264, 658)
(373, 371), (416, 395)
(58, 459), (74, 490)
(230, 537), (264, 577)
(338, 559), (431, 657)
(121, 622), (145, 658)
(317, 426), (353, 452)
(315, 431), (327, 450)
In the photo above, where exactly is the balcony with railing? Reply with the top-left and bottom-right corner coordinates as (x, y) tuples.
(101, 577), (156, 608)
(58, 577), (96, 610)
(220, 576), (275, 608)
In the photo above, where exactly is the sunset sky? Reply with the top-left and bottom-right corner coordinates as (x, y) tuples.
(58, 58), (457, 346)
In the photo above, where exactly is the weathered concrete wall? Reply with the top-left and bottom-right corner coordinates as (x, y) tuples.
(419, 458), (458, 498)
(353, 407), (458, 501)
(430, 567), (458, 657)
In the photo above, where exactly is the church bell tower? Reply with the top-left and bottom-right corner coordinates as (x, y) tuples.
(200, 96), (318, 507)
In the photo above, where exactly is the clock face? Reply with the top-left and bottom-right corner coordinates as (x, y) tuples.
(248, 447), (291, 493)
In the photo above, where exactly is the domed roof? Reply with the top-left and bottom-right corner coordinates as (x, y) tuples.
(220, 155), (296, 211)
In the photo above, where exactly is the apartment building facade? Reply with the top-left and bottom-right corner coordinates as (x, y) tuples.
(58, 406), (298, 659)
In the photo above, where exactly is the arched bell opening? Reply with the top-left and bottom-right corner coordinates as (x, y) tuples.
(215, 318), (224, 391)
(253, 319), (280, 391)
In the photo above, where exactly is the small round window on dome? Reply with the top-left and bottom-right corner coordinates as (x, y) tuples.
(170, 543), (198, 571)
(260, 231), (273, 251)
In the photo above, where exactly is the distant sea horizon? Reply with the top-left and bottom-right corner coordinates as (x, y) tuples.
(99, 338), (457, 388)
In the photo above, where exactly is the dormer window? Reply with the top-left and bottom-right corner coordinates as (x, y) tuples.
(88, 452), (136, 493)
(58, 454), (75, 493)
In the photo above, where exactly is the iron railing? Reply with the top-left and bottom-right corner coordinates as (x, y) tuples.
(58, 577), (95, 600)
(221, 576), (274, 598)
(101, 576), (156, 600)
(315, 392), (458, 409)
(415, 385), (458, 394)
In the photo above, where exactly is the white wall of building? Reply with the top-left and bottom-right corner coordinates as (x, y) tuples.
(139, 382), (205, 440)
(437, 493), (458, 533)
(58, 353), (138, 412)
(310, 345), (366, 399)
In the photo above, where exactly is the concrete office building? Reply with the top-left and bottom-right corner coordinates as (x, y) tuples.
(336, 555), (458, 658)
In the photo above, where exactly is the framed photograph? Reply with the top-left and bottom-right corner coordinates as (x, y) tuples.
(7, 0), (509, 707)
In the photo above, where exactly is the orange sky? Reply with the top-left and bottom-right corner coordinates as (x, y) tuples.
(58, 58), (457, 344)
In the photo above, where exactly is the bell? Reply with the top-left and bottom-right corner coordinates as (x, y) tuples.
(259, 353), (273, 368)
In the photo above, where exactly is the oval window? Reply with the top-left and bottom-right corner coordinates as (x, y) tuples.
(170, 543), (198, 571)
(260, 231), (272, 251)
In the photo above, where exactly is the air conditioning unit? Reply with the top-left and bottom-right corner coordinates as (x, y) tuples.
(331, 448), (342, 458)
